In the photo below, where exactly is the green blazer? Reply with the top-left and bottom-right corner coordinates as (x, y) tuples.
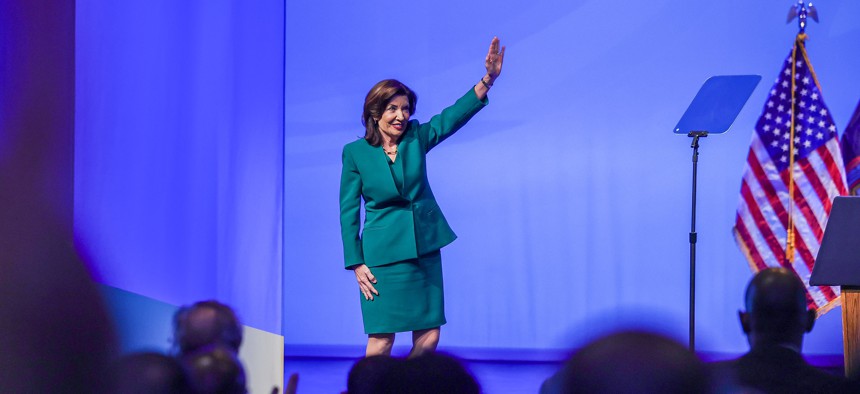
(340, 88), (488, 269)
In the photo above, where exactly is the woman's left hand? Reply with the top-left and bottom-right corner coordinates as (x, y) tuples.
(484, 36), (506, 84)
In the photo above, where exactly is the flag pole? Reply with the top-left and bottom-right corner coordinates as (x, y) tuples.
(786, 35), (799, 264)
(784, 0), (817, 265)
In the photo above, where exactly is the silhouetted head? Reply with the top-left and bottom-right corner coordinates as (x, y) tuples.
(0, 211), (117, 393)
(181, 344), (246, 394)
(560, 331), (707, 394)
(173, 301), (243, 356)
(739, 267), (815, 349)
(111, 352), (190, 394)
(346, 355), (402, 394)
(379, 352), (480, 394)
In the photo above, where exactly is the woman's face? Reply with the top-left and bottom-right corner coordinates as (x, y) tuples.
(376, 94), (411, 142)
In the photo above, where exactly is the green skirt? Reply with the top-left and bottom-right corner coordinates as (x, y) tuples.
(360, 250), (446, 334)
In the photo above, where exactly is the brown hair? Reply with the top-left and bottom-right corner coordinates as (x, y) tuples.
(362, 79), (418, 146)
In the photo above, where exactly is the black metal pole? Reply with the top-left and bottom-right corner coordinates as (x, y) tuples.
(688, 131), (706, 351)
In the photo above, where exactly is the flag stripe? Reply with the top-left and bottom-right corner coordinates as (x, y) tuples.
(793, 160), (827, 239)
(742, 168), (787, 240)
(747, 140), (789, 228)
(789, 226), (837, 303)
(740, 181), (786, 265)
(820, 140), (848, 195)
(798, 154), (832, 214)
(787, 231), (838, 309)
(734, 215), (772, 272)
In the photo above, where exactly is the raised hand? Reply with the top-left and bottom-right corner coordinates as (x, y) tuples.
(484, 36), (506, 83)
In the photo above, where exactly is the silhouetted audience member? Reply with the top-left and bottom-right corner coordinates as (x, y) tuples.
(377, 352), (480, 394)
(173, 300), (243, 356)
(111, 352), (191, 394)
(181, 344), (247, 394)
(346, 355), (403, 394)
(540, 331), (707, 394)
(1, 155), (118, 392)
(710, 267), (851, 393)
(0, 221), (118, 393)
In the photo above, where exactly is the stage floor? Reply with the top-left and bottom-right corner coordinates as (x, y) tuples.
(284, 356), (561, 393)
(283, 352), (844, 393)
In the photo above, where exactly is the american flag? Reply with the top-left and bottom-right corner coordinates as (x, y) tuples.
(841, 100), (860, 195)
(733, 36), (848, 316)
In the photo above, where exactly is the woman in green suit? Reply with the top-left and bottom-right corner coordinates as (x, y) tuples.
(340, 37), (505, 357)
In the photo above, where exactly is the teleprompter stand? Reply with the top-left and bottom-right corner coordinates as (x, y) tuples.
(673, 75), (761, 351)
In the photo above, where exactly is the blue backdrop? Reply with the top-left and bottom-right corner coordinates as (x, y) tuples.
(284, 0), (860, 356)
(74, 1), (284, 335)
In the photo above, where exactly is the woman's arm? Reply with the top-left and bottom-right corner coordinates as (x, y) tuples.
(340, 146), (380, 300)
(339, 146), (365, 269)
(473, 36), (506, 101)
(416, 37), (506, 151)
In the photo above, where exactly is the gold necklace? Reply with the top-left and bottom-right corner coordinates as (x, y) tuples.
(383, 146), (397, 155)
